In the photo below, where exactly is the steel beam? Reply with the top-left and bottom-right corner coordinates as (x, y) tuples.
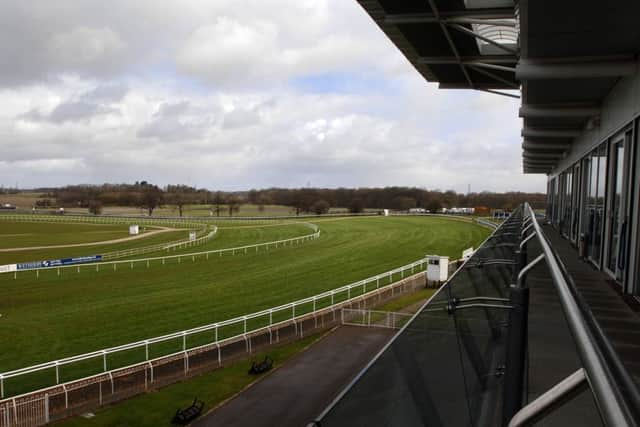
(478, 88), (520, 99)
(522, 140), (571, 150)
(519, 105), (600, 118)
(523, 152), (564, 159)
(521, 128), (581, 138)
(439, 82), (508, 89)
(523, 158), (559, 164)
(383, 8), (515, 25)
(447, 23), (518, 55)
(468, 65), (519, 89)
(516, 60), (637, 80)
(417, 56), (517, 65)
(426, 0), (474, 88)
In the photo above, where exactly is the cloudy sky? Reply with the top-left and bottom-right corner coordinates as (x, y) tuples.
(0, 0), (545, 193)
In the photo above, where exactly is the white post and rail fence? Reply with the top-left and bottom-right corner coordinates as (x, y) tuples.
(0, 223), (320, 278)
(0, 257), (429, 427)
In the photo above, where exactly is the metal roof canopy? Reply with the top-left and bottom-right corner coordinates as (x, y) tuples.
(357, 0), (519, 98)
(519, 0), (640, 174)
(357, 1), (640, 176)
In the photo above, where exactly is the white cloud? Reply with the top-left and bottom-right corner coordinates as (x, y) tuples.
(0, 0), (544, 193)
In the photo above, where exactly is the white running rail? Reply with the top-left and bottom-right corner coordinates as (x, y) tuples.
(0, 255), (425, 399)
(2, 223), (319, 275)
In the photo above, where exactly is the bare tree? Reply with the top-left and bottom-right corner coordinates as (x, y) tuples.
(227, 195), (241, 216)
(311, 199), (330, 215)
(257, 194), (272, 213)
(88, 199), (103, 215)
(212, 191), (225, 217)
(140, 186), (163, 216)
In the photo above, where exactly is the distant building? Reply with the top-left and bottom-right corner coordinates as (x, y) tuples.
(441, 207), (475, 215)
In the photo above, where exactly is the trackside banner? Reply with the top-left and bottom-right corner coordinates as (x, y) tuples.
(15, 255), (103, 271)
(0, 264), (17, 273)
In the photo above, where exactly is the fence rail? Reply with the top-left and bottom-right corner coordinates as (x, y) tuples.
(101, 228), (216, 260)
(341, 308), (413, 329)
(0, 211), (377, 224)
(1, 224), (320, 276)
(0, 255), (427, 400)
(0, 213), (208, 228)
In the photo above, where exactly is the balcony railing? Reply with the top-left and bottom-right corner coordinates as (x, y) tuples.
(310, 203), (640, 427)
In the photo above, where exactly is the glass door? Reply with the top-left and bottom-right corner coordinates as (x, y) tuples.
(606, 132), (632, 283)
(570, 162), (581, 244)
(561, 171), (572, 237)
(586, 144), (607, 266)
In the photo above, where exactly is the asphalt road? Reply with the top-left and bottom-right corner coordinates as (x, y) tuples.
(193, 326), (394, 427)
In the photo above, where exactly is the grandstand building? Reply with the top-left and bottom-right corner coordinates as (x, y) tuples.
(312, 1), (640, 426)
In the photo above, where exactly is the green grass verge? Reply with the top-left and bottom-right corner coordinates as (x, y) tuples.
(55, 333), (323, 427)
(374, 287), (438, 313)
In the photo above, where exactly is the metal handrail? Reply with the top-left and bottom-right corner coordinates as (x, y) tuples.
(518, 203), (638, 426)
(311, 206), (521, 425)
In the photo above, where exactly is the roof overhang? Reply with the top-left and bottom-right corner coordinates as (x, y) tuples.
(518, 0), (640, 174)
(357, 0), (519, 97)
(357, 0), (640, 176)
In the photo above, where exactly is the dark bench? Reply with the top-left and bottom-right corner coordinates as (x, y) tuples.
(172, 398), (204, 425)
(248, 356), (273, 375)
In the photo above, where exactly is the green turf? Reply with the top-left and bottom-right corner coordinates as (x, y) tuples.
(0, 228), (193, 265)
(374, 287), (437, 313)
(0, 221), (131, 249)
(55, 333), (323, 427)
(0, 216), (489, 396)
(135, 222), (315, 259)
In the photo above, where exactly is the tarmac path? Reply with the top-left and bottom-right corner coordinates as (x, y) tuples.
(194, 326), (394, 427)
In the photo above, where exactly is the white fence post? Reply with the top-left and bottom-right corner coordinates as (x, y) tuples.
(45, 393), (50, 423)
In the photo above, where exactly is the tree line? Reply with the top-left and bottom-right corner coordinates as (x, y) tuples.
(248, 187), (546, 214)
(38, 183), (546, 216)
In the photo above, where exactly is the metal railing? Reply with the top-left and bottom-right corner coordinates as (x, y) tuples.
(2, 224), (320, 276)
(101, 228), (216, 260)
(0, 213), (207, 228)
(310, 203), (640, 426)
(312, 206), (521, 426)
(341, 308), (412, 329)
(0, 211), (378, 223)
(508, 203), (640, 426)
(0, 256), (427, 399)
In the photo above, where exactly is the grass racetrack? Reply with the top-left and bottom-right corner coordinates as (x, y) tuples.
(0, 216), (490, 396)
(0, 221), (134, 249)
(0, 220), (194, 265)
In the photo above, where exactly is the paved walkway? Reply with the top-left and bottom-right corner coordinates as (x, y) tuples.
(194, 326), (395, 427)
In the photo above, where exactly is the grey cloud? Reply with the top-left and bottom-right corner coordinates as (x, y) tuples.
(83, 83), (128, 103)
(137, 101), (214, 141)
(51, 101), (118, 123)
(222, 109), (260, 129)
(17, 83), (127, 123)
